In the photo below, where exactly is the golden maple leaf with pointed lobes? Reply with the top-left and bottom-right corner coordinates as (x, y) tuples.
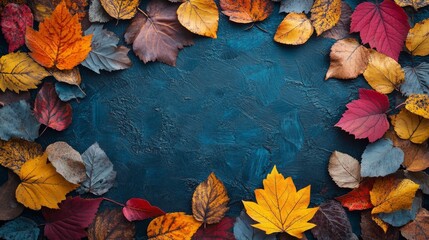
(243, 166), (319, 239)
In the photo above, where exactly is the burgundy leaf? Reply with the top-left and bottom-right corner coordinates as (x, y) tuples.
(192, 217), (235, 240)
(122, 198), (165, 222)
(0, 3), (33, 52)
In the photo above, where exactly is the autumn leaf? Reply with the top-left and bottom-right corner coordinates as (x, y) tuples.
(34, 82), (73, 131)
(89, 0), (111, 23)
(192, 217), (235, 240)
(51, 67), (81, 86)
(147, 212), (202, 240)
(243, 166), (319, 238)
(177, 0), (219, 38)
(328, 151), (361, 188)
(233, 210), (276, 240)
(0, 138), (43, 174)
(0, 171), (24, 221)
(406, 19), (429, 56)
(31, 0), (88, 22)
(122, 198), (165, 222)
(0, 90), (30, 107)
(336, 179), (375, 211)
(0, 217), (40, 240)
(321, 2), (352, 40)
(405, 171), (429, 194)
(15, 153), (79, 210)
(360, 139), (404, 177)
(400, 208), (429, 240)
(335, 88), (390, 143)
(351, 0), (410, 60)
(0, 52), (50, 93)
(43, 197), (102, 240)
(55, 82), (86, 102)
(88, 209), (136, 240)
(310, 0), (341, 35)
(1, 3), (33, 52)
(363, 50), (404, 94)
(401, 63), (429, 97)
(192, 172), (229, 224)
(0, 101), (41, 141)
(325, 38), (369, 80)
(220, 0), (273, 24)
(100, 0), (139, 19)
(379, 191), (422, 227)
(279, 0), (313, 14)
(391, 109), (429, 144)
(361, 211), (400, 240)
(25, 1), (92, 70)
(274, 13), (314, 45)
(395, 0), (429, 9)
(124, 0), (193, 66)
(370, 175), (419, 214)
(406, 94), (429, 119)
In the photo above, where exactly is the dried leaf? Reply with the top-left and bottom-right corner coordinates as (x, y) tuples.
(0, 138), (42, 174)
(379, 191), (422, 227)
(0, 217), (39, 240)
(243, 166), (319, 238)
(233, 210), (276, 240)
(394, 0), (429, 9)
(406, 19), (429, 56)
(321, 2), (352, 40)
(0, 91), (30, 107)
(0, 101), (40, 141)
(16, 153), (79, 210)
(124, 0), (193, 66)
(406, 94), (429, 119)
(391, 109), (429, 144)
(51, 67), (81, 86)
(336, 179), (375, 211)
(100, 0), (138, 19)
(361, 139), (404, 177)
(310, 0), (341, 35)
(0, 52), (50, 93)
(88, 0), (111, 22)
(25, 1), (92, 70)
(88, 209), (136, 240)
(274, 13), (314, 45)
(361, 211), (400, 240)
(0, 171), (24, 221)
(192, 217), (235, 240)
(400, 208), (429, 240)
(279, 0), (313, 14)
(147, 212), (201, 240)
(328, 151), (361, 188)
(122, 198), (165, 222)
(177, 0), (219, 38)
(31, 0), (88, 22)
(325, 38), (369, 80)
(192, 172), (229, 224)
(1, 3), (33, 52)
(220, 0), (273, 24)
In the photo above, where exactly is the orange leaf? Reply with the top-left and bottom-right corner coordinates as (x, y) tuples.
(147, 212), (201, 240)
(220, 0), (273, 24)
(25, 1), (92, 70)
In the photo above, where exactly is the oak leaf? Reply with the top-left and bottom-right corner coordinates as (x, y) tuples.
(336, 179), (375, 211)
(400, 208), (429, 240)
(220, 0), (273, 24)
(124, 0), (193, 66)
(0, 171), (24, 221)
(100, 0), (139, 19)
(274, 13), (314, 45)
(321, 2), (352, 40)
(401, 63), (429, 97)
(361, 211), (400, 240)
(192, 172), (229, 224)
(406, 19), (429, 56)
(0, 52), (50, 93)
(0, 101), (41, 141)
(177, 0), (219, 38)
(325, 38), (369, 80)
(243, 166), (319, 238)
(279, 0), (313, 14)
(192, 217), (235, 240)
(88, 208), (136, 240)
(360, 139), (404, 177)
(122, 198), (165, 222)
(328, 151), (361, 188)
(395, 0), (429, 9)
(25, 1), (92, 70)
(147, 212), (202, 240)
(310, 0), (341, 35)
(15, 153), (79, 210)
(0, 139), (43, 174)
(406, 94), (429, 119)
(391, 109), (429, 144)
(1, 3), (33, 52)
(350, 0), (409, 60)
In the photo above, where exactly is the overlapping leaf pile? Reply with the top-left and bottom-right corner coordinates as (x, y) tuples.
(0, 0), (428, 239)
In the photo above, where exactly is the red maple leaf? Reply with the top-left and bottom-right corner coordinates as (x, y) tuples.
(335, 88), (390, 142)
(350, 0), (409, 60)
(192, 217), (235, 240)
(43, 197), (103, 240)
(336, 179), (375, 211)
(122, 198), (165, 221)
(0, 3), (33, 52)
(34, 82), (72, 131)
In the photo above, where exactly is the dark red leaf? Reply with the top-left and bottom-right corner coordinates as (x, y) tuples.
(336, 179), (375, 211)
(350, 0), (409, 60)
(43, 197), (103, 240)
(335, 88), (390, 143)
(122, 198), (165, 222)
(192, 217), (235, 240)
(34, 82), (72, 131)
(0, 3), (33, 52)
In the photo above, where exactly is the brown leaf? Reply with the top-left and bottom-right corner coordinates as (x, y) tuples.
(328, 151), (361, 188)
(325, 38), (370, 80)
(0, 171), (24, 221)
(361, 211), (400, 240)
(0, 138), (43, 174)
(321, 2), (352, 40)
(192, 172), (229, 224)
(50, 67), (81, 86)
(124, 0), (193, 66)
(88, 208), (136, 240)
(400, 208), (429, 240)
(46, 141), (86, 184)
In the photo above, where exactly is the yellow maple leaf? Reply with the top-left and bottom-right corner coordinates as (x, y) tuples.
(147, 212), (201, 240)
(406, 19), (429, 56)
(15, 153), (78, 210)
(406, 94), (429, 119)
(100, 0), (139, 20)
(243, 166), (319, 239)
(310, 0), (341, 35)
(25, 1), (92, 70)
(391, 109), (429, 144)
(177, 0), (219, 38)
(274, 13), (314, 45)
(370, 175), (419, 214)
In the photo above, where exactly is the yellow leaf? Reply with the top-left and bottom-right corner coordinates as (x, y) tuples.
(363, 50), (404, 94)
(100, 0), (139, 20)
(0, 53), (50, 93)
(391, 109), (429, 144)
(147, 212), (201, 240)
(192, 172), (229, 224)
(0, 139), (43, 175)
(274, 13), (314, 45)
(177, 0), (219, 38)
(243, 166), (319, 238)
(406, 19), (429, 56)
(372, 215), (389, 233)
(406, 94), (429, 119)
(310, 0), (341, 35)
(25, 1), (92, 70)
(15, 153), (78, 210)
(370, 175), (419, 214)
(394, 0), (429, 10)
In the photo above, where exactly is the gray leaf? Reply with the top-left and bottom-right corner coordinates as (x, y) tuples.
(233, 210), (276, 240)
(361, 139), (404, 177)
(55, 82), (86, 102)
(0, 217), (39, 240)
(78, 142), (117, 195)
(82, 24), (132, 74)
(280, 0), (314, 14)
(400, 62), (429, 97)
(378, 191), (422, 227)
(0, 100), (40, 141)
(89, 0), (111, 23)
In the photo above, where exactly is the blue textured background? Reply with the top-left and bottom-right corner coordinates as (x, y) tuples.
(1, 0), (429, 238)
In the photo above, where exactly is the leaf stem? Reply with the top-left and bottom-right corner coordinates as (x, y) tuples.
(137, 7), (150, 18)
(39, 125), (48, 137)
(103, 197), (125, 207)
(255, 24), (269, 33)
